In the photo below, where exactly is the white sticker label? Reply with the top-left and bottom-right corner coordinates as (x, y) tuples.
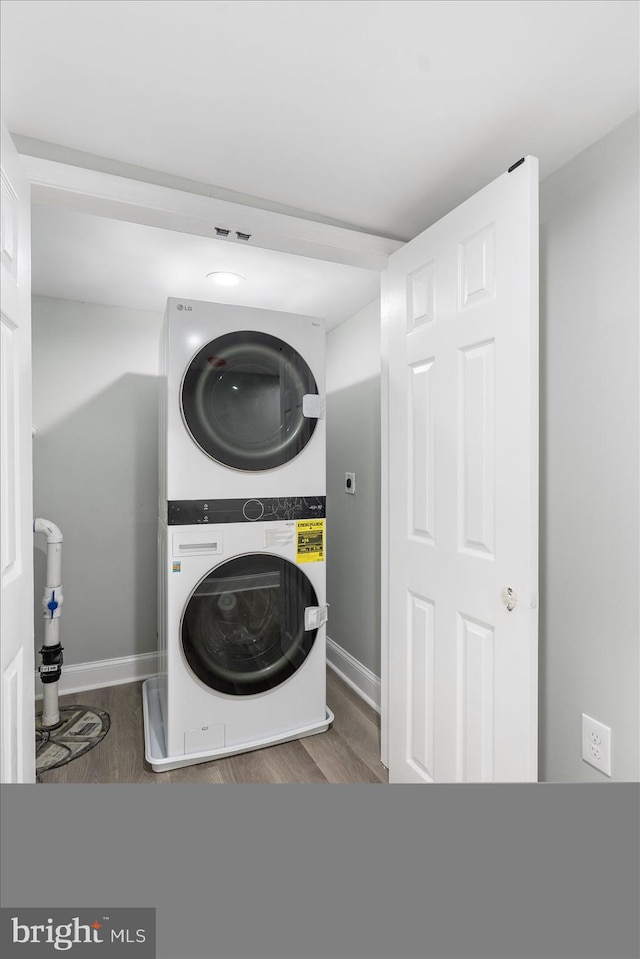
(303, 394), (325, 418)
(264, 523), (296, 548)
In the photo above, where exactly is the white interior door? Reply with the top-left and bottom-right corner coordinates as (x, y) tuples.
(1, 123), (35, 783)
(382, 158), (538, 783)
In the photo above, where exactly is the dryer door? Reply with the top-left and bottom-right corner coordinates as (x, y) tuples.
(181, 554), (319, 696)
(181, 331), (319, 471)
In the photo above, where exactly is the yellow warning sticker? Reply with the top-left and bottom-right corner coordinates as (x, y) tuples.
(296, 519), (325, 563)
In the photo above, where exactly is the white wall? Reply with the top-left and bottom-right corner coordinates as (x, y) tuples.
(326, 299), (381, 687)
(32, 296), (163, 668)
(326, 299), (381, 395)
(539, 113), (639, 782)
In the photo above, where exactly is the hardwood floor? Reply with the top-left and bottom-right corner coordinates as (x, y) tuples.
(37, 669), (388, 784)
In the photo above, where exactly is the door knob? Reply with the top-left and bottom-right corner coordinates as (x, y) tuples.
(502, 587), (518, 612)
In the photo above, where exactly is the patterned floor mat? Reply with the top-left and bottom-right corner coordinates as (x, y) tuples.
(36, 705), (111, 773)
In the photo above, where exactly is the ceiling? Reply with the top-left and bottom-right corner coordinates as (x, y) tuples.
(30, 205), (380, 326)
(2, 0), (638, 326)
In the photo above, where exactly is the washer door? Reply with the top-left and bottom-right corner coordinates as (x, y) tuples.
(181, 554), (319, 696)
(181, 331), (319, 471)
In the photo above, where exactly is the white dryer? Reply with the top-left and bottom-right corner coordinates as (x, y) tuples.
(143, 497), (330, 772)
(159, 298), (326, 510)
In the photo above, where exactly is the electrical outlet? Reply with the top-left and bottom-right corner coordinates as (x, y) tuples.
(345, 472), (356, 494)
(581, 714), (612, 777)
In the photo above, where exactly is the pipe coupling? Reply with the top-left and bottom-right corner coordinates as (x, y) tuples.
(39, 642), (64, 684)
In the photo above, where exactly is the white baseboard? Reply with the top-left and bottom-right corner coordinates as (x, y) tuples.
(34, 651), (159, 699)
(326, 636), (381, 713)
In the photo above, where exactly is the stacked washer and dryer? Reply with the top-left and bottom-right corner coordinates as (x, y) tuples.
(143, 297), (332, 772)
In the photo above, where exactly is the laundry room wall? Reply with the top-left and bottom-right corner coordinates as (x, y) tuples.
(325, 299), (382, 709)
(31, 297), (163, 685)
(539, 112), (639, 782)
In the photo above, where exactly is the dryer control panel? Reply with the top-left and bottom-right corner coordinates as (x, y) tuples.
(168, 496), (326, 525)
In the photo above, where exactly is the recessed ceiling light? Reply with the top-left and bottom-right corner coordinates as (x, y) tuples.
(206, 271), (245, 287)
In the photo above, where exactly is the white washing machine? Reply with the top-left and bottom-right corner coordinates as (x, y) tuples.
(159, 297), (326, 511)
(143, 498), (331, 772)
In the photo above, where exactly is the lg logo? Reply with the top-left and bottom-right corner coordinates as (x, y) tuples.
(176, 303), (193, 311)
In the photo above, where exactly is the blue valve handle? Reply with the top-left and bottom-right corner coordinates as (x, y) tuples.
(47, 590), (59, 618)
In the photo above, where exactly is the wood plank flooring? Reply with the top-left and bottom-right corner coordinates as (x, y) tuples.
(36, 669), (388, 784)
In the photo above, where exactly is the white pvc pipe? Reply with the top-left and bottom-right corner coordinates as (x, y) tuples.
(34, 517), (63, 546)
(42, 679), (59, 729)
(34, 518), (64, 727)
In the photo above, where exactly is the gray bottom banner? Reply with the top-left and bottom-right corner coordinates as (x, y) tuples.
(0, 909), (155, 958)
(2, 785), (639, 959)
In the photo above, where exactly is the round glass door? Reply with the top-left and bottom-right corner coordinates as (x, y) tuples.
(181, 554), (318, 696)
(181, 331), (319, 471)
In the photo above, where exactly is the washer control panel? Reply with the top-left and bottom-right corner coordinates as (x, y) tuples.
(168, 496), (326, 525)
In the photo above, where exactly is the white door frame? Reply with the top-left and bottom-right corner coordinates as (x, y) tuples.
(380, 295), (391, 767)
(21, 154), (402, 271)
(1, 126), (35, 783)
(20, 149), (538, 777)
(19, 150), (400, 755)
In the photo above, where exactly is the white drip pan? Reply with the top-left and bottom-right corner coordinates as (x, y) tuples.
(142, 676), (334, 773)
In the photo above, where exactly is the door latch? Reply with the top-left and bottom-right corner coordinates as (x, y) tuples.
(502, 587), (518, 612)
